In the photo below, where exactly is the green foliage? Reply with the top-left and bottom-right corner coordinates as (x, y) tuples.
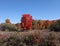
(32, 20), (37, 29)
(0, 23), (17, 31)
(50, 20), (60, 31)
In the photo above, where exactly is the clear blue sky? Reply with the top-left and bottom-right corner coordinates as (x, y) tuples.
(0, 0), (60, 24)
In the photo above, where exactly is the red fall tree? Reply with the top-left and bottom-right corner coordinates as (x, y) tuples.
(21, 14), (32, 30)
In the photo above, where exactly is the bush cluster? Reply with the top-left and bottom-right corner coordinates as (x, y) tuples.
(0, 32), (60, 46)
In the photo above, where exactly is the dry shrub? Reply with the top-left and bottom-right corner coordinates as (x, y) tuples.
(0, 31), (60, 46)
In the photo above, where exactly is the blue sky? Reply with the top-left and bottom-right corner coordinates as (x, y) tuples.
(0, 0), (60, 23)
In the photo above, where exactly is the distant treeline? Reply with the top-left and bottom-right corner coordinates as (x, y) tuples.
(0, 14), (60, 31)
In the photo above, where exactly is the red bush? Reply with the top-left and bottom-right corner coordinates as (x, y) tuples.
(21, 14), (32, 30)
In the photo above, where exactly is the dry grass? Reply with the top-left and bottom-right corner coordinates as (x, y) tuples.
(0, 30), (60, 46)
